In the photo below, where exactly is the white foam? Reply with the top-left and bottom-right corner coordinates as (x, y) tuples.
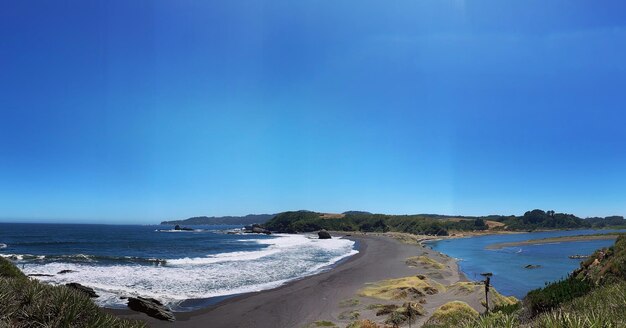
(167, 249), (281, 265)
(23, 234), (358, 309)
(155, 229), (204, 233)
(0, 243), (6, 249)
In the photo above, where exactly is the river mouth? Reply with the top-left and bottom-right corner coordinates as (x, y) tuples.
(429, 229), (626, 298)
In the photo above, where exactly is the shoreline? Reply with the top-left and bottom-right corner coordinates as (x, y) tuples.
(108, 233), (498, 327)
(486, 233), (621, 250)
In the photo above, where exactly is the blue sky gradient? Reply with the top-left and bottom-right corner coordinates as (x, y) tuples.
(1, 1), (626, 223)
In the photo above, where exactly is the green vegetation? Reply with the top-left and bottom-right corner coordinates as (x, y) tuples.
(0, 257), (27, 280)
(422, 301), (479, 328)
(531, 281), (626, 327)
(262, 209), (625, 235)
(525, 277), (593, 314)
(264, 211), (481, 235)
(0, 257), (144, 328)
(160, 214), (275, 225)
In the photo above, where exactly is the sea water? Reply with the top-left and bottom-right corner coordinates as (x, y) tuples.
(0, 223), (357, 310)
(429, 229), (626, 298)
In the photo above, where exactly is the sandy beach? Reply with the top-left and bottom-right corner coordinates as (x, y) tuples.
(109, 233), (508, 327)
(486, 233), (621, 250)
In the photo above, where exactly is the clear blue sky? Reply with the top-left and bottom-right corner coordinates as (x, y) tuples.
(1, 1), (626, 224)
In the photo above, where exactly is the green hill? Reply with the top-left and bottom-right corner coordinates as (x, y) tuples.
(262, 209), (625, 235)
(161, 214), (275, 225)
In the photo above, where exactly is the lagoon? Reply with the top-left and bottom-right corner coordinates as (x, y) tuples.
(429, 229), (626, 298)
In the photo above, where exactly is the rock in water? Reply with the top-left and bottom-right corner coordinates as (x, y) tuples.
(318, 230), (332, 239)
(524, 264), (541, 269)
(127, 297), (175, 321)
(65, 283), (99, 298)
(244, 224), (272, 235)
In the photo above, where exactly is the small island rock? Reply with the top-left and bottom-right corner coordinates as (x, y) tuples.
(318, 230), (332, 239)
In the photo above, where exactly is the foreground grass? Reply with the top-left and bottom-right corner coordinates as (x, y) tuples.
(531, 281), (626, 328)
(0, 257), (144, 328)
(422, 301), (479, 328)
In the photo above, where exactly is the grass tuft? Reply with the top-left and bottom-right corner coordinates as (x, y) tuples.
(358, 276), (444, 300)
(405, 256), (445, 269)
(0, 257), (144, 327)
(422, 301), (479, 328)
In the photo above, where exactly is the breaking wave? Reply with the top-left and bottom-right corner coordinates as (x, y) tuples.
(15, 234), (357, 310)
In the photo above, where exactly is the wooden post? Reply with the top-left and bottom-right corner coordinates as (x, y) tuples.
(408, 302), (412, 328)
(484, 276), (490, 313)
(480, 272), (493, 314)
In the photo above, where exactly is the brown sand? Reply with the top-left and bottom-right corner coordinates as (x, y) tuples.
(486, 234), (620, 250)
(109, 233), (501, 327)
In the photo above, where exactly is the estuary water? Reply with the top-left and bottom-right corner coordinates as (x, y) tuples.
(429, 229), (626, 298)
(0, 223), (357, 310)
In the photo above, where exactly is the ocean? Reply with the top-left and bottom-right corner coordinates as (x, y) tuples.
(429, 229), (626, 298)
(0, 223), (357, 311)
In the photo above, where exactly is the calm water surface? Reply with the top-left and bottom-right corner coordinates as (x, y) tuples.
(429, 229), (626, 298)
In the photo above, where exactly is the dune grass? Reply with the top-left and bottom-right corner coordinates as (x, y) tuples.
(0, 257), (144, 328)
(447, 281), (482, 294)
(338, 298), (360, 307)
(405, 256), (445, 270)
(422, 301), (479, 328)
(358, 276), (444, 300)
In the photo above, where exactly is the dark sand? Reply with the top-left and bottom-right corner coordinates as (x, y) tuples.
(108, 234), (434, 328)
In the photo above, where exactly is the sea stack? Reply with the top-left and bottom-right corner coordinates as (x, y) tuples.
(318, 230), (331, 239)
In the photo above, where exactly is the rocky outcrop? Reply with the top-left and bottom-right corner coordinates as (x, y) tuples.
(57, 269), (78, 274)
(244, 224), (271, 235)
(174, 225), (194, 231)
(127, 297), (175, 321)
(66, 283), (99, 298)
(318, 230), (332, 239)
(524, 264), (542, 269)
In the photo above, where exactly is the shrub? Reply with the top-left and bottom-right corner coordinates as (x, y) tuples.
(531, 281), (626, 327)
(0, 257), (27, 280)
(525, 277), (593, 314)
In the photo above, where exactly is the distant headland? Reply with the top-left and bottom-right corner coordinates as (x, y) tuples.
(160, 214), (276, 226)
(162, 209), (625, 236)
